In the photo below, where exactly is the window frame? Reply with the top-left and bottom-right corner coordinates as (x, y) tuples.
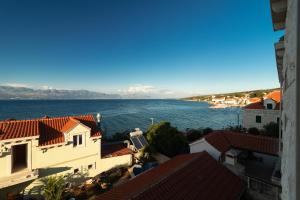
(256, 115), (262, 123)
(73, 134), (83, 147)
(267, 103), (273, 109)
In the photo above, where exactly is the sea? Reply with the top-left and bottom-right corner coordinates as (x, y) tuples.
(0, 99), (242, 137)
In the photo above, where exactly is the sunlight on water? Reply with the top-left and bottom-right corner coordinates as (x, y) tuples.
(0, 99), (242, 136)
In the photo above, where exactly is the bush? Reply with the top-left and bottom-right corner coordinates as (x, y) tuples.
(43, 176), (65, 200)
(225, 125), (245, 133)
(203, 127), (213, 135)
(248, 127), (260, 135)
(262, 122), (279, 138)
(146, 121), (189, 157)
(186, 129), (203, 143)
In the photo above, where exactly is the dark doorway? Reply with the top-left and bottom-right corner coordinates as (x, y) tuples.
(12, 144), (27, 173)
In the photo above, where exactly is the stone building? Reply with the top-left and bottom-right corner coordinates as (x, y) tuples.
(242, 90), (281, 130)
(269, 0), (299, 199)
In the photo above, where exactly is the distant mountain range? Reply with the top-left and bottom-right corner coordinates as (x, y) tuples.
(0, 86), (122, 100)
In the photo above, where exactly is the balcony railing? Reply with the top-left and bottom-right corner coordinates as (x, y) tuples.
(0, 169), (39, 189)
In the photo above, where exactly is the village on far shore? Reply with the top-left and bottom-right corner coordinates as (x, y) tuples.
(183, 88), (280, 108)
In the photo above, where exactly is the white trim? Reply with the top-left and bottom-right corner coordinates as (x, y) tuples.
(38, 142), (67, 150)
(0, 136), (39, 144)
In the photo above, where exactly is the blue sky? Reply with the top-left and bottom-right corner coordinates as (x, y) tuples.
(0, 0), (282, 98)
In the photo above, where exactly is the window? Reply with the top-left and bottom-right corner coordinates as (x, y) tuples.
(73, 135), (83, 147)
(74, 168), (79, 174)
(277, 117), (280, 124)
(256, 116), (262, 123)
(267, 103), (273, 109)
(88, 164), (93, 170)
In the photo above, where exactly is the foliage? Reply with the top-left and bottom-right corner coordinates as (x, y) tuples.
(202, 127), (213, 135)
(139, 144), (156, 163)
(247, 127), (260, 135)
(184, 88), (279, 101)
(262, 122), (279, 138)
(224, 125), (246, 133)
(146, 121), (189, 157)
(43, 175), (65, 200)
(185, 127), (213, 143)
(186, 129), (203, 143)
(249, 91), (265, 98)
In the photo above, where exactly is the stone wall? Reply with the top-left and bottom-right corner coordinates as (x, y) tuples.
(243, 109), (280, 129)
(281, 0), (298, 199)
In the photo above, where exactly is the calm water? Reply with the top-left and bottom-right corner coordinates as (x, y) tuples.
(0, 100), (242, 136)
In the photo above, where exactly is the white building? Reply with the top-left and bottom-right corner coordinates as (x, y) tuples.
(242, 90), (281, 129)
(0, 115), (133, 199)
(211, 96), (225, 104)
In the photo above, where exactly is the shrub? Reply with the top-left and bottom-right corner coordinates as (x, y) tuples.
(43, 176), (65, 200)
(146, 121), (189, 157)
(186, 129), (203, 143)
(262, 122), (279, 138)
(248, 127), (260, 135)
(203, 127), (213, 135)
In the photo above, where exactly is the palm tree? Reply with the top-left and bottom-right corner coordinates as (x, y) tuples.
(43, 175), (65, 200)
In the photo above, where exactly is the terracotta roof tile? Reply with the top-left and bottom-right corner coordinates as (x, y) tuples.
(266, 90), (281, 102)
(204, 133), (230, 153)
(95, 152), (245, 200)
(0, 114), (101, 146)
(204, 131), (279, 156)
(102, 143), (133, 158)
(244, 100), (280, 110)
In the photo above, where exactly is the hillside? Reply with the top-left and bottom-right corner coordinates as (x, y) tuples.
(183, 88), (280, 101)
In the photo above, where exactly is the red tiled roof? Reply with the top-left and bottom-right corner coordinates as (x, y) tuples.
(60, 118), (80, 133)
(244, 90), (281, 110)
(204, 131), (279, 156)
(0, 120), (40, 140)
(266, 90), (281, 102)
(102, 143), (133, 158)
(244, 100), (280, 110)
(0, 115), (101, 146)
(204, 133), (230, 153)
(248, 97), (261, 103)
(96, 152), (245, 200)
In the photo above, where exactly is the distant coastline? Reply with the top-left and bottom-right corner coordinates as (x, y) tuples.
(182, 88), (280, 109)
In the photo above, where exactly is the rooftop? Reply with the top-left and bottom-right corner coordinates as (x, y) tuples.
(201, 131), (279, 156)
(244, 90), (281, 110)
(0, 115), (101, 146)
(101, 143), (133, 158)
(95, 152), (245, 200)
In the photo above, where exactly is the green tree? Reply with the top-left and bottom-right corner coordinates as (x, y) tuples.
(146, 121), (189, 157)
(186, 129), (203, 143)
(263, 122), (279, 138)
(43, 175), (65, 200)
(247, 127), (260, 135)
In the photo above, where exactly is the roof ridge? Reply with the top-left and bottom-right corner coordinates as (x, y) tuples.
(0, 114), (94, 124)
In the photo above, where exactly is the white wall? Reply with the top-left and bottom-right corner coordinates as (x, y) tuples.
(243, 109), (280, 129)
(98, 154), (132, 173)
(189, 139), (221, 160)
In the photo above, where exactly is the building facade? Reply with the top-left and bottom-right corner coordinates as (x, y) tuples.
(242, 91), (280, 129)
(269, 0), (299, 199)
(0, 115), (133, 198)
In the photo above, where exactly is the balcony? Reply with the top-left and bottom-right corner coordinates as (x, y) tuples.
(0, 169), (39, 189)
